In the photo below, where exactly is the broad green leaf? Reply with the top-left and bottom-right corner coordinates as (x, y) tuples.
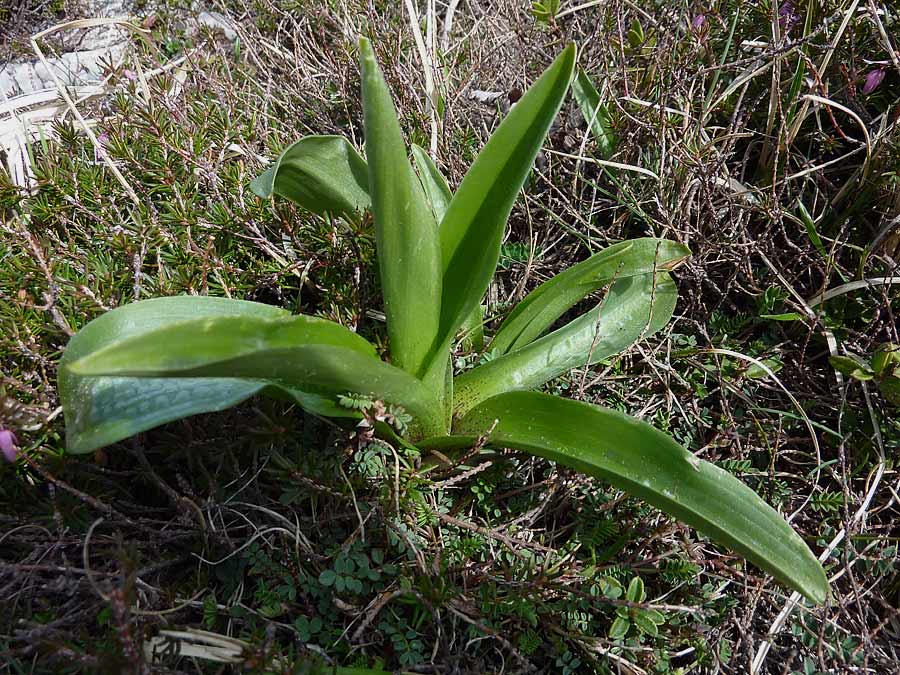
(609, 616), (630, 640)
(871, 343), (900, 375)
(746, 358), (783, 380)
(251, 135), (370, 219)
(64, 376), (268, 455)
(453, 273), (676, 417)
(411, 144), (452, 221)
(491, 238), (689, 354)
(265, 385), (355, 419)
(412, 143), (485, 353)
(828, 355), (874, 381)
(633, 612), (660, 637)
(625, 577), (644, 602)
(70, 314), (378, 369)
(359, 38), (442, 382)
(427, 44), (577, 376)
(59, 296), (289, 454)
(451, 392), (829, 604)
(572, 68), (616, 158)
(66, 314), (445, 438)
(458, 302), (485, 353)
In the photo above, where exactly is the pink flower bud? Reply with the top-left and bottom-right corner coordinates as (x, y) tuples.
(862, 67), (886, 95)
(0, 429), (18, 463)
(691, 14), (707, 31)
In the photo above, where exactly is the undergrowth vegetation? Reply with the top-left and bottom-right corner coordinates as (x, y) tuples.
(1, 0), (899, 673)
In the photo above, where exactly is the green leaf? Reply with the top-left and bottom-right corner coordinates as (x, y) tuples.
(453, 273), (677, 417)
(572, 68), (616, 158)
(70, 313), (378, 367)
(427, 44), (577, 376)
(760, 312), (803, 322)
(625, 577), (644, 603)
(796, 199), (827, 259)
(746, 357), (783, 380)
(828, 355), (874, 381)
(66, 313), (446, 438)
(609, 615), (630, 640)
(451, 391), (829, 604)
(632, 611), (659, 636)
(250, 135), (370, 219)
(411, 144), (452, 222)
(457, 302), (485, 353)
(531, 0), (560, 23)
(598, 576), (623, 599)
(491, 239), (688, 355)
(879, 375), (900, 406)
(411, 143), (486, 354)
(643, 609), (665, 625)
(359, 38), (442, 382)
(871, 343), (900, 375)
(59, 296), (289, 454)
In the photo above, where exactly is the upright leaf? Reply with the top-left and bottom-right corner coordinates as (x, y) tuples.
(427, 44), (577, 375)
(454, 273), (676, 416)
(450, 392), (828, 604)
(66, 314), (445, 438)
(412, 143), (485, 353)
(59, 296), (290, 454)
(411, 144), (452, 221)
(359, 38), (442, 382)
(251, 135), (370, 219)
(572, 68), (616, 158)
(491, 238), (689, 354)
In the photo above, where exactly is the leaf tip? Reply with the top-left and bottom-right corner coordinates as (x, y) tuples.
(805, 566), (830, 606)
(250, 166), (275, 199)
(358, 37), (375, 64)
(562, 42), (579, 70)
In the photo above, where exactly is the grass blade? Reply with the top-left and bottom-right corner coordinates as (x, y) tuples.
(572, 68), (616, 157)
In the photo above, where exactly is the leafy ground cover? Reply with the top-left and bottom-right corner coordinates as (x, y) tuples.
(1, 0), (899, 673)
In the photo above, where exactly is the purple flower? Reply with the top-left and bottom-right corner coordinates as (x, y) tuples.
(0, 429), (18, 463)
(691, 14), (707, 31)
(778, 2), (799, 31)
(94, 132), (110, 162)
(862, 67), (886, 95)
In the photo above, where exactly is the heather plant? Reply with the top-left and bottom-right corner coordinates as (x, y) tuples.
(58, 40), (827, 604)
